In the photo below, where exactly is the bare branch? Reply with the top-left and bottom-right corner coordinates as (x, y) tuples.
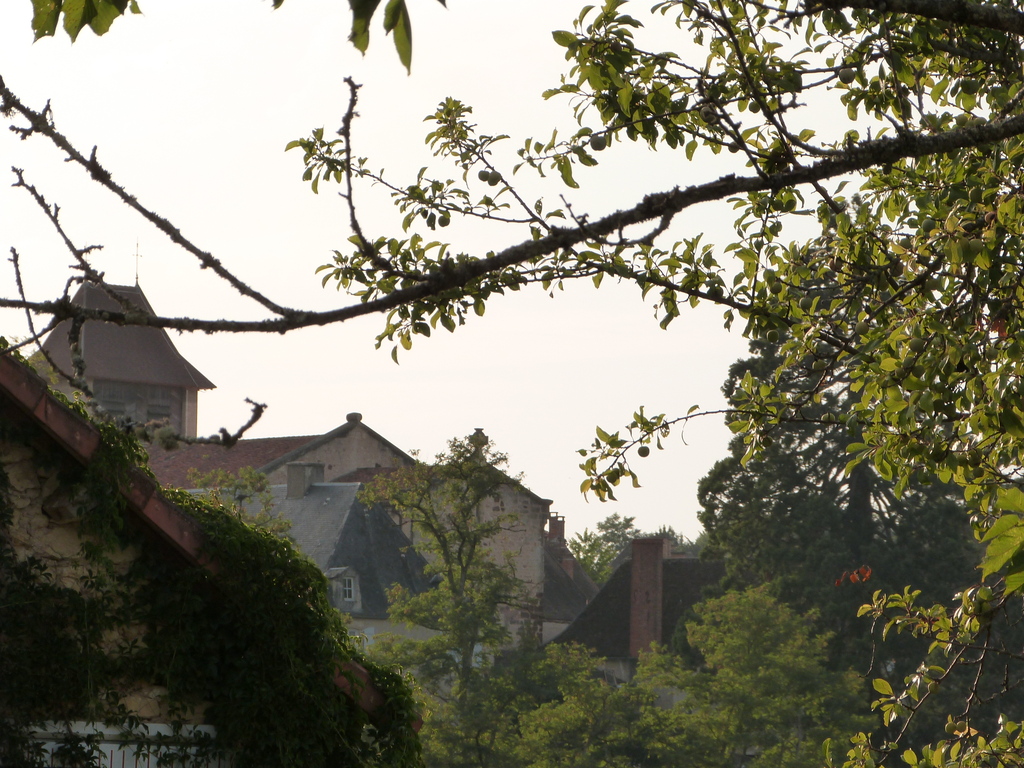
(0, 75), (298, 320)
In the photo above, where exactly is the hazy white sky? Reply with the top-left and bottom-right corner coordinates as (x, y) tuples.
(0, 0), (752, 540)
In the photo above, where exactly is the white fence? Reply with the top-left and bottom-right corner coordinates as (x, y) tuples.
(23, 722), (230, 768)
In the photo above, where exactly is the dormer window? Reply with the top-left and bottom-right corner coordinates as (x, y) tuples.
(325, 567), (361, 613)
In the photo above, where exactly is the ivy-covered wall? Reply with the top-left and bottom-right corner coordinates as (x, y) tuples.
(0, 372), (421, 768)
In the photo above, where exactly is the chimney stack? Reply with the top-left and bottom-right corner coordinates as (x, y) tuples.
(286, 462), (324, 500)
(629, 537), (671, 658)
(547, 513), (566, 542)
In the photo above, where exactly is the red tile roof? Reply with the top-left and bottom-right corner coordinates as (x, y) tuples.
(146, 435), (316, 488)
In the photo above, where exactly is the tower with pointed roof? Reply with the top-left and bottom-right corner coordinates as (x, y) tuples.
(40, 283), (215, 437)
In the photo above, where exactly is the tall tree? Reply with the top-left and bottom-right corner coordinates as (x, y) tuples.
(567, 513), (641, 585)
(360, 433), (530, 768)
(697, 339), (979, 673)
(360, 433), (526, 700)
(636, 587), (871, 768)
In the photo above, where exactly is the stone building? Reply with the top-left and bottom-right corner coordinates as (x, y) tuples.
(40, 282), (215, 437)
(149, 421), (597, 644)
(0, 352), (410, 765)
(39, 284), (596, 645)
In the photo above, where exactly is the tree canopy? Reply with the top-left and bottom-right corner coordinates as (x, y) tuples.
(698, 338), (979, 667)
(507, 588), (868, 768)
(359, 434), (530, 768)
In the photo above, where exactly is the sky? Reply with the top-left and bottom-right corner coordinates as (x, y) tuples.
(0, 0), (753, 541)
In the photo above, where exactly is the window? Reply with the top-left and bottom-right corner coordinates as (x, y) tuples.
(341, 577), (355, 601)
(93, 380), (184, 431)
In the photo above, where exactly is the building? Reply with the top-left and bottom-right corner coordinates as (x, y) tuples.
(39, 286), (596, 644)
(553, 537), (724, 681)
(149, 421), (597, 643)
(0, 350), (413, 766)
(148, 411), (412, 490)
(40, 282), (215, 437)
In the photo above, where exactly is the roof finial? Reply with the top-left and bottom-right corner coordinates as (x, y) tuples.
(469, 428), (488, 460)
(134, 240), (142, 285)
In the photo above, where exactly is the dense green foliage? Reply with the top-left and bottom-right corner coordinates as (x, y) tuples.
(360, 434), (528, 767)
(698, 340), (979, 671)
(0, 403), (420, 768)
(481, 589), (867, 768)
(638, 588), (871, 768)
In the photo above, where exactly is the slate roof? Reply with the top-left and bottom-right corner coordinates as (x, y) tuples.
(541, 546), (600, 623)
(260, 483), (431, 620)
(41, 283), (214, 390)
(552, 556), (725, 658)
(333, 467), (398, 484)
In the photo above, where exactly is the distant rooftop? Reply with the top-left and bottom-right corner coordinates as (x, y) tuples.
(147, 435), (317, 488)
(41, 282), (214, 390)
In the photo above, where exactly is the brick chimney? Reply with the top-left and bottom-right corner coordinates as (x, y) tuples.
(629, 537), (671, 657)
(547, 513), (566, 542)
(286, 462), (324, 500)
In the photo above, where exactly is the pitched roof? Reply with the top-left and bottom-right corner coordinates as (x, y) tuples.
(256, 483), (431, 620)
(333, 466), (398, 484)
(552, 556), (724, 658)
(41, 283), (214, 390)
(0, 352), (393, 719)
(541, 547), (599, 623)
(147, 436), (316, 488)
(146, 418), (414, 490)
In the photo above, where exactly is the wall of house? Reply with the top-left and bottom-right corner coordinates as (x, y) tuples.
(482, 484), (550, 643)
(0, 434), (201, 725)
(264, 420), (410, 485)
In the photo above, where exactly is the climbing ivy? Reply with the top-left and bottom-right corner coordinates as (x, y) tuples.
(0, 385), (422, 768)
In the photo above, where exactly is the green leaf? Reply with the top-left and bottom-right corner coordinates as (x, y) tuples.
(383, 0), (412, 73)
(552, 30), (576, 47)
(349, 0), (384, 54)
(981, 522), (1024, 579)
(1006, 568), (1024, 595)
(998, 488), (1024, 515)
(556, 156), (579, 189)
(31, 0), (62, 39)
(89, 0), (127, 35)
(873, 678), (893, 696)
(60, 0), (88, 40)
(982, 513), (1020, 542)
